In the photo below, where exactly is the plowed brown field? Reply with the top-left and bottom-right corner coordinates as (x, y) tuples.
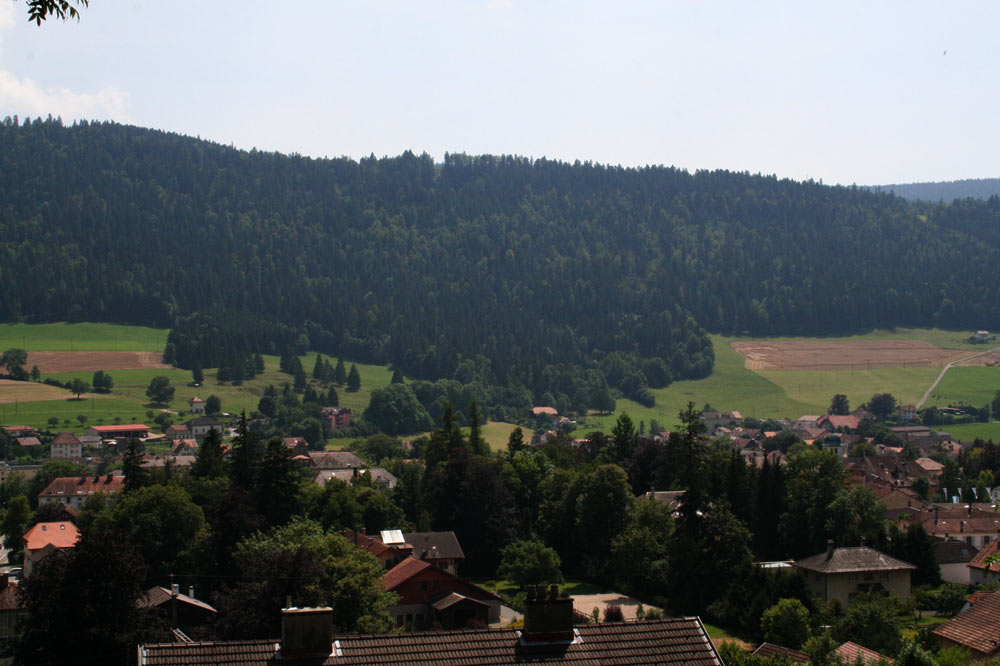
(26, 351), (169, 374)
(732, 340), (967, 371)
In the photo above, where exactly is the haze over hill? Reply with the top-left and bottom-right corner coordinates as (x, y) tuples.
(868, 178), (1000, 202)
(3, 117), (1000, 416)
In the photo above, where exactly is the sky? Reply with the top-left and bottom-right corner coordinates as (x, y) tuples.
(0, 1), (996, 186)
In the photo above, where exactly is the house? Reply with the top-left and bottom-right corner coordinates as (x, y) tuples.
(383, 557), (502, 628)
(137, 601), (724, 665)
(846, 455), (931, 490)
(139, 585), (217, 632)
(14, 436), (41, 449)
(968, 540), (1000, 586)
(283, 437), (310, 456)
(38, 474), (125, 509)
(187, 416), (223, 440)
(188, 396), (206, 414)
(320, 406), (353, 431)
(834, 641), (895, 665)
(914, 457), (944, 483)
(896, 404), (918, 422)
(85, 424), (150, 442)
(701, 410), (742, 429)
(141, 455), (196, 469)
(933, 590), (1000, 658)
(3, 426), (35, 438)
(794, 415), (824, 431)
(934, 537), (978, 585)
(171, 439), (198, 456)
(346, 529), (464, 575)
(308, 451), (363, 470)
(793, 540), (915, 607)
(973, 330), (991, 343)
(22, 521), (79, 578)
(904, 505), (1000, 549)
(818, 414), (862, 432)
(752, 643), (810, 663)
(165, 424), (191, 441)
(49, 432), (82, 459)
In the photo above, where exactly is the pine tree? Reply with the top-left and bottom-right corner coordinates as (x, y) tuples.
(507, 427), (525, 454)
(313, 354), (326, 382)
(334, 358), (347, 385)
(192, 363), (204, 385)
(346, 364), (361, 392)
(468, 401), (488, 455)
(325, 385), (339, 407)
(254, 353), (265, 373)
(391, 368), (404, 384)
(293, 360), (307, 392)
(122, 440), (148, 493)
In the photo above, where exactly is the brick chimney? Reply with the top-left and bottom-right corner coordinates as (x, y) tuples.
(281, 607), (333, 659)
(826, 539), (835, 560)
(522, 585), (574, 643)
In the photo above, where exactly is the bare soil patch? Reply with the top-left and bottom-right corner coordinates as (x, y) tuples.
(732, 340), (967, 371)
(0, 379), (84, 403)
(26, 351), (169, 374)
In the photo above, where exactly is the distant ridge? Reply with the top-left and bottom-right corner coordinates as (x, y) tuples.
(868, 178), (1000, 203)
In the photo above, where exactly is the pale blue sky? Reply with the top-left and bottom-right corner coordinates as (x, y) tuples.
(1, 1), (996, 185)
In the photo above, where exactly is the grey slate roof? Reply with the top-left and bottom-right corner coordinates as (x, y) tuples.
(138, 618), (724, 666)
(794, 546), (916, 574)
(402, 531), (465, 561)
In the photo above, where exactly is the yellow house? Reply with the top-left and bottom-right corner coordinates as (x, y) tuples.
(794, 540), (915, 607)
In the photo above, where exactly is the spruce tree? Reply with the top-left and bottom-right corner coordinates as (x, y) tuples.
(390, 368), (404, 384)
(346, 364), (361, 392)
(193, 426), (226, 478)
(468, 401), (488, 455)
(313, 354), (326, 382)
(192, 363), (204, 385)
(254, 353), (265, 373)
(507, 426), (525, 454)
(325, 385), (339, 407)
(122, 441), (148, 493)
(293, 360), (307, 392)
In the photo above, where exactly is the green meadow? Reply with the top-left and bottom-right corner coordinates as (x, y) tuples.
(0, 322), (167, 351)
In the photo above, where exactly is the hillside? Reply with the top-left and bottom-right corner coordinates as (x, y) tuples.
(3, 117), (1000, 418)
(869, 177), (1000, 202)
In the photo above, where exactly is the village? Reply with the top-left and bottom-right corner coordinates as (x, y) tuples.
(2, 385), (1000, 665)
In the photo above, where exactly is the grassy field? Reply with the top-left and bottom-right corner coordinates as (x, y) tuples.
(579, 328), (1000, 435)
(0, 322), (167, 351)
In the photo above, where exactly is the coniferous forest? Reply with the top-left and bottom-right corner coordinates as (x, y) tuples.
(3, 117), (1000, 417)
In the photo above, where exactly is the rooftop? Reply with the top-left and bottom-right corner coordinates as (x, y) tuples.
(138, 618), (724, 666)
(933, 591), (1000, 655)
(794, 545), (916, 574)
(23, 521), (79, 550)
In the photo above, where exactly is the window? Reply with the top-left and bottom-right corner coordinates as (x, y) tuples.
(863, 572), (874, 582)
(420, 581), (428, 591)
(848, 573), (859, 582)
(880, 572), (889, 580)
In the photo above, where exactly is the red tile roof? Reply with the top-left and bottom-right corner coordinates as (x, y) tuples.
(530, 406), (558, 416)
(51, 432), (81, 446)
(834, 641), (894, 665)
(89, 424), (150, 433)
(383, 556), (434, 591)
(38, 474), (125, 499)
(138, 618), (724, 665)
(23, 521), (79, 550)
(969, 540), (1000, 573)
(752, 642), (810, 663)
(933, 592), (1000, 655)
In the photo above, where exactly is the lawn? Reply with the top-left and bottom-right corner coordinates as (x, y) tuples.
(927, 366), (1000, 408)
(944, 422), (1000, 443)
(0, 322), (168, 351)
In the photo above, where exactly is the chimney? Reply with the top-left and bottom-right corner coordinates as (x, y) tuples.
(522, 585), (574, 644)
(188, 586), (195, 599)
(961, 521), (966, 533)
(860, 536), (867, 548)
(281, 607), (333, 659)
(826, 539), (835, 560)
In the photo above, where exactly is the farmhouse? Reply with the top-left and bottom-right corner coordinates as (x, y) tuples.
(49, 432), (82, 459)
(3, 426), (35, 438)
(38, 474), (125, 509)
(188, 396), (205, 414)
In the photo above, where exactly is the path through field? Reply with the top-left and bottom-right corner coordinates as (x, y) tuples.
(916, 347), (1000, 409)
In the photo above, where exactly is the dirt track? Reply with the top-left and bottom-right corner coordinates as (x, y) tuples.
(26, 351), (169, 374)
(731, 340), (967, 371)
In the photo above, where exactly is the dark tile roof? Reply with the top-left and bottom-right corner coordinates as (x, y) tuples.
(51, 431), (81, 446)
(933, 592), (1000, 655)
(38, 475), (125, 499)
(140, 586), (217, 614)
(794, 546), (915, 574)
(752, 642), (810, 663)
(401, 531), (465, 561)
(309, 451), (363, 469)
(934, 538), (978, 565)
(138, 618), (723, 666)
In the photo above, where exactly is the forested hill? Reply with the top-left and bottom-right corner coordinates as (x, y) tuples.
(868, 178), (1000, 202)
(3, 118), (1000, 417)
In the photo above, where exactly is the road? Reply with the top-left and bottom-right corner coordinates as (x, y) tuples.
(916, 347), (1000, 409)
